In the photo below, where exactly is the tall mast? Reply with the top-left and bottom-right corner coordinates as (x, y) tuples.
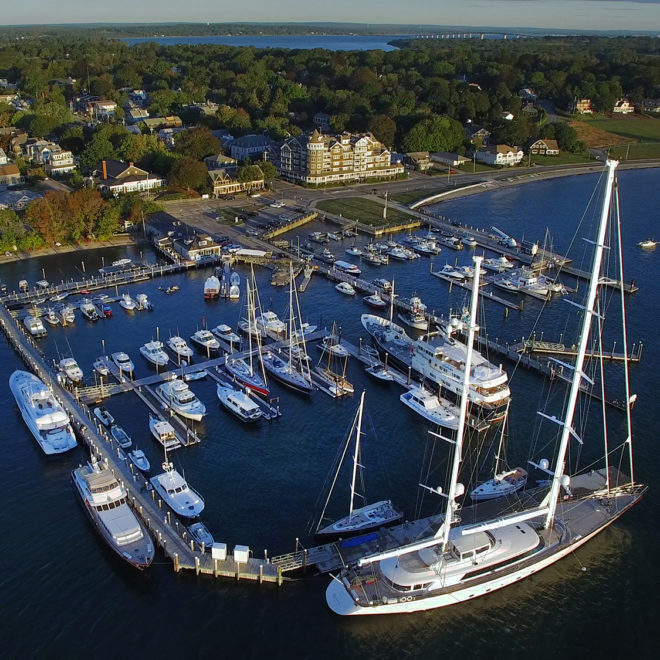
(544, 159), (618, 529)
(349, 391), (365, 519)
(436, 255), (483, 550)
(288, 261), (294, 373)
(389, 279), (395, 323)
(246, 279), (254, 376)
(493, 401), (510, 477)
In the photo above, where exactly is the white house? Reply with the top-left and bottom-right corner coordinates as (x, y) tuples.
(92, 159), (164, 196)
(46, 151), (76, 176)
(475, 144), (524, 167)
(613, 99), (634, 114)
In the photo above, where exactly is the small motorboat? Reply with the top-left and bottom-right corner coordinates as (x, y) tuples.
(110, 424), (132, 449)
(362, 292), (387, 309)
(188, 522), (214, 550)
(211, 324), (241, 346)
(183, 369), (208, 382)
(50, 292), (69, 302)
(217, 383), (263, 422)
(59, 357), (83, 382)
(461, 236), (478, 248)
(335, 281), (356, 296)
(318, 336), (350, 358)
(345, 246), (362, 256)
(93, 358), (110, 376)
(120, 293), (137, 311)
(44, 308), (60, 326)
(135, 293), (151, 310)
(128, 448), (150, 473)
(190, 329), (220, 354)
(166, 336), (194, 360)
(638, 239), (658, 249)
(80, 299), (99, 322)
(111, 351), (134, 375)
(93, 406), (115, 427)
(365, 363), (394, 381)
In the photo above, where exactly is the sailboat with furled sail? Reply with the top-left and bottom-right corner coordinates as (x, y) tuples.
(327, 161), (646, 615)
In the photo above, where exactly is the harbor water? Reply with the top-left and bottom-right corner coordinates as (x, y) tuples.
(1, 168), (657, 657)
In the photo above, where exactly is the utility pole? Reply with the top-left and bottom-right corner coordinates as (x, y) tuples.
(383, 191), (388, 220)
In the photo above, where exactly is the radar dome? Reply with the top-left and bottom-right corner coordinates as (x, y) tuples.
(540, 458), (550, 471)
(560, 475), (571, 488)
(455, 483), (465, 497)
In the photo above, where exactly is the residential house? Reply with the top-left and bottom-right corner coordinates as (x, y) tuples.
(464, 122), (491, 146)
(157, 127), (185, 148)
(23, 139), (60, 165)
(0, 92), (18, 105)
(46, 151), (76, 176)
(0, 163), (24, 188)
(173, 233), (223, 262)
(528, 138), (560, 156)
(569, 98), (593, 114)
(0, 148), (7, 165)
(129, 89), (147, 105)
(475, 144), (524, 167)
(92, 159), (164, 196)
(518, 87), (537, 102)
(430, 152), (471, 168)
(229, 134), (272, 162)
(313, 112), (331, 132)
(0, 78), (18, 91)
(204, 154), (237, 170)
(208, 169), (264, 197)
(404, 152), (432, 171)
(522, 103), (539, 117)
(640, 98), (660, 113)
(0, 189), (41, 210)
(500, 111), (515, 121)
(613, 99), (634, 114)
(92, 100), (118, 120)
(126, 105), (150, 124)
(278, 130), (404, 185)
(142, 116), (183, 132)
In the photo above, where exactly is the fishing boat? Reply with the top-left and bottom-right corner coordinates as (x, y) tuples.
(398, 296), (429, 332)
(119, 293), (137, 311)
(93, 358), (110, 377)
(150, 453), (204, 519)
(166, 336), (194, 360)
(256, 311), (286, 340)
(362, 291), (387, 309)
(110, 424), (132, 449)
(128, 448), (150, 473)
(190, 329), (220, 355)
(57, 304), (76, 325)
(314, 393), (402, 539)
(59, 357), (83, 383)
(437, 264), (466, 280)
(156, 378), (207, 421)
(93, 406), (115, 427)
(638, 238), (657, 249)
(24, 315), (47, 337)
(345, 246), (363, 257)
(9, 370), (77, 455)
(204, 275), (220, 299)
(111, 351), (134, 375)
(211, 324), (241, 347)
(80, 299), (99, 322)
(149, 415), (180, 450)
(216, 383), (263, 422)
(140, 340), (169, 367)
(335, 281), (356, 296)
(72, 457), (154, 569)
(44, 308), (60, 326)
(461, 235), (477, 247)
(326, 160), (646, 616)
(188, 522), (214, 550)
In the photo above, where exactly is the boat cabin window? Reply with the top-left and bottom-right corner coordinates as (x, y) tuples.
(91, 482), (118, 494)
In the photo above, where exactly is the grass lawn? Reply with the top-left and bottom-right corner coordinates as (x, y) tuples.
(532, 152), (592, 166)
(316, 197), (417, 226)
(389, 190), (431, 204)
(583, 116), (660, 143)
(608, 143), (660, 160)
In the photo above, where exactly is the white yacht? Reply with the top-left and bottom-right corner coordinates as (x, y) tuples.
(44, 308), (60, 326)
(156, 378), (207, 421)
(216, 383), (262, 422)
(437, 264), (466, 280)
(204, 275), (220, 299)
(111, 351), (134, 375)
(255, 311), (286, 340)
(120, 293), (137, 311)
(345, 246), (362, 256)
(335, 281), (356, 296)
(229, 272), (240, 300)
(9, 370), (77, 455)
(72, 458), (154, 569)
(140, 340), (169, 367)
(470, 468), (528, 501)
(24, 315), (47, 337)
(149, 416), (181, 450)
(93, 358), (110, 377)
(461, 235), (478, 247)
(166, 336), (194, 360)
(483, 256), (515, 272)
(362, 291), (387, 309)
(190, 329), (220, 354)
(211, 324), (241, 347)
(150, 459), (205, 519)
(110, 424), (132, 449)
(398, 296), (429, 332)
(400, 386), (459, 430)
(59, 357), (84, 383)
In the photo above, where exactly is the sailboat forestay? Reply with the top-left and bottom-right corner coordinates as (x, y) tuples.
(326, 160), (646, 615)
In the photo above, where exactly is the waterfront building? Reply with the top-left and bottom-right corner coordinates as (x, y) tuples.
(91, 159), (164, 196)
(475, 144), (524, 167)
(528, 138), (560, 156)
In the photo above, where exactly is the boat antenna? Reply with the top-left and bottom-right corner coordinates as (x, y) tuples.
(543, 160), (618, 529)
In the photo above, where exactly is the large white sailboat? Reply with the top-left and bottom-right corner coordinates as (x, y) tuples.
(327, 161), (646, 615)
(9, 370), (77, 455)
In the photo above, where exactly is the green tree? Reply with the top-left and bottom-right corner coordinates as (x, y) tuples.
(168, 157), (209, 191)
(174, 126), (221, 160)
(367, 114), (397, 148)
(401, 116), (464, 153)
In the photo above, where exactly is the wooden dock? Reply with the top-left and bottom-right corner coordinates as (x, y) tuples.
(430, 268), (522, 310)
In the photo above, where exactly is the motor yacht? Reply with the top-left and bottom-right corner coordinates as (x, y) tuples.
(111, 351), (134, 375)
(156, 378), (207, 421)
(437, 264), (466, 280)
(9, 370), (77, 455)
(140, 340), (170, 367)
(334, 260), (362, 276)
(483, 256), (515, 272)
(461, 236), (478, 248)
(149, 416), (181, 450)
(24, 315), (47, 337)
(44, 308), (60, 326)
(93, 358), (110, 377)
(362, 291), (387, 309)
(128, 448), (150, 473)
(59, 357), (83, 383)
(398, 296), (429, 332)
(112, 258), (132, 268)
(335, 281), (356, 296)
(72, 457), (154, 569)
(57, 304), (76, 325)
(211, 324), (241, 347)
(190, 329), (220, 354)
(400, 386), (459, 430)
(120, 293), (137, 311)
(255, 311), (286, 340)
(135, 293), (151, 311)
(166, 336), (194, 360)
(345, 246), (362, 256)
(216, 383), (263, 422)
(188, 522), (214, 550)
(150, 460), (205, 519)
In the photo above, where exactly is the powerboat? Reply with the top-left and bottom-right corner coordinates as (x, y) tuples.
(204, 275), (220, 299)
(365, 363), (394, 381)
(150, 459), (205, 519)
(24, 315), (47, 337)
(437, 264), (466, 280)
(59, 357), (83, 383)
(363, 291), (387, 309)
(388, 246), (410, 261)
(188, 522), (214, 550)
(216, 383), (263, 422)
(309, 231), (329, 244)
(93, 406), (115, 427)
(638, 239), (657, 249)
(119, 293), (137, 311)
(483, 256), (515, 272)
(72, 457), (154, 569)
(256, 311), (286, 340)
(140, 340), (169, 367)
(335, 281), (356, 296)
(262, 350), (313, 394)
(156, 378), (207, 421)
(372, 278), (392, 292)
(400, 386), (460, 430)
(93, 358), (110, 377)
(110, 424), (132, 449)
(9, 370), (77, 455)
(135, 293), (151, 311)
(111, 351), (134, 375)
(398, 296), (429, 332)
(470, 468), (528, 501)
(334, 260), (362, 276)
(44, 308), (60, 326)
(190, 329), (220, 354)
(211, 324), (241, 347)
(183, 368), (208, 382)
(112, 258), (132, 268)
(166, 336), (194, 360)
(80, 299), (99, 321)
(128, 448), (150, 473)
(229, 272), (240, 300)
(57, 304), (76, 325)
(461, 235), (478, 248)
(149, 415), (181, 450)
(345, 246), (362, 256)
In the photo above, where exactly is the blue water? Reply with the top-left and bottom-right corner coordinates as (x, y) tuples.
(1, 169), (658, 656)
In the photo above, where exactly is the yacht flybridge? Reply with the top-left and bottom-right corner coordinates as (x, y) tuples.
(327, 161), (646, 615)
(156, 378), (207, 421)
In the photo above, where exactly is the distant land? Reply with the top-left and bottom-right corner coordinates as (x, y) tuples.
(0, 22), (658, 39)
